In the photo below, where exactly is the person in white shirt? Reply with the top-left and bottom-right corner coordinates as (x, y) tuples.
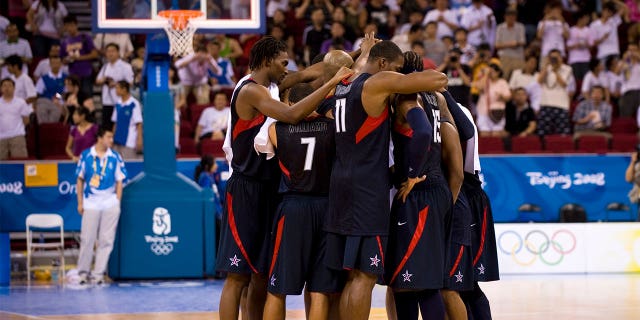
(175, 45), (221, 105)
(111, 81), (142, 159)
(537, 2), (569, 59)
(620, 43), (640, 117)
(267, 0), (289, 18)
(35, 54), (66, 123)
(26, 0), (68, 58)
(390, 23), (424, 53)
(0, 15), (9, 42)
(195, 92), (230, 144)
(581, 59), (611, 100)
(509, 55), (541, 111)
(93, 33), (134, 60)
(537, 49), (575, 136)
(494, 8), (525, 79)
(605, 56), (623, 101)
(5, 55), (37, 108)
(0, 24), (32, 78)
(32, 44), (69, 80)
(455, 28), (476, 66)
(591, 1), (628, 62)
(566, 12), (593, 80)
(460, 0), (495, 48)
(0, 78), (32, 159)
(96, 43), (134, 129)
(395, 10), (424, 36)
(422, 0), (459, 39)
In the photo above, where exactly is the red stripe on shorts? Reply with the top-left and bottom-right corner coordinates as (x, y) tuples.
(269, 216), (286, 277)
(389, 206), (429, 284)
(473, 206), (488, 266)
(449, 245), (464, 277)
(226, 193), (258, 273)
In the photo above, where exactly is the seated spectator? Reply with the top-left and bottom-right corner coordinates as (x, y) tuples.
(505, 87), (537, 136)
(321, 21), (353, 53)
(207, 41), (236, 89)
(537, 49), (575, 136)
(495, 7), (526, 79)
(460, 0), (496, 49)
(59, 75), (94, 125)
(93, 33), (134, 60)
(111, 81), (142, 159)
(35, 55), (66, 123)
(195, 92), (230, 143)
(620, 43), (640, 117)
(473, 60), (511, 136)
(454, 28), (476, 66)
(175, 45), (221, 105)
(581, 59), (610, 100)
(572, 85), (613, 138)
(26, 0), (68, 59)
(65, 106), (97, 162)
(0, 23), (32, 78)
(32, 44), (69, 80)
(605, 56), (623, 101)
(422, 0), (459, 40)
(0, 78), (32, 160)
(5, 55), (37, 107)
(96, 43), (134, 129)
(437, 47), (472, 106)
(0, 15), (8, 42)
(423, 21), (447, 66)
(60, 15), (99, 96)
(567, 11), (593, 81)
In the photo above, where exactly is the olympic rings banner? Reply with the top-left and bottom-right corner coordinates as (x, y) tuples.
(0, 159), (229, 232)
(480, 155), (634, 222)
(496, 223), (640, 273)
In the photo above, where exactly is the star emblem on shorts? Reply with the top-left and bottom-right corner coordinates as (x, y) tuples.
(402, 270), (413, 282)
(478, 264), (485, 275)
(370, 254), (381, 267)
(270, 274), (276, 286)
(229, 255), (241, 267)
(455, 270), (464, 283)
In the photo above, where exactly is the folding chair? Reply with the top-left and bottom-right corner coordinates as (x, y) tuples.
(26, 214), (65, 285)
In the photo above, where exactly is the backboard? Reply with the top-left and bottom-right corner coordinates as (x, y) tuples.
(92, 0), (265, 34)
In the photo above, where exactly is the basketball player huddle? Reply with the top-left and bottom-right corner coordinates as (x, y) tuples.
(215, 33), (499, 320)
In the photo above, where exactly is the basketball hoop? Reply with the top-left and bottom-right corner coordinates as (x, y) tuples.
(158, 10), (204, 57)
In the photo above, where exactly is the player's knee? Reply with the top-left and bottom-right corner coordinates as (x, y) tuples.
(266, 292), (286, 301)
(226, 272), (251, 287)
(440, 289), (461, 301)
(350, 270), (377, 288)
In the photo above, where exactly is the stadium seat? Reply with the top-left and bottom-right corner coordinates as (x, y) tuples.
(575, 135), (609, 153)
(178, 138), (198, 157)
(610, 133), (638, 152)
(543, 135), (576, 153)
(37, 123), (70, 159)
(189, 104), (210, 128)
(200, 139), (225, 157)
(510, 135), (543, 153)
(609, 118), (637, 134)
(180, 120), (194, 138)
(478, 136), (506, 154)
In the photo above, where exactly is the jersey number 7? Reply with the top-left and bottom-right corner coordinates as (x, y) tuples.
(301, 137), (316, 171)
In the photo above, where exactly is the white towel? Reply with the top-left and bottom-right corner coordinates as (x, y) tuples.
(254, 117), (277, 159)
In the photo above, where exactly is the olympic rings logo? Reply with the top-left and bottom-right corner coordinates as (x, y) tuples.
(150, 243), (174, 255)
(498, 229), (577, 266)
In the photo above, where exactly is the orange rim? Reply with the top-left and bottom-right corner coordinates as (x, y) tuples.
(158, 10), (203, 31)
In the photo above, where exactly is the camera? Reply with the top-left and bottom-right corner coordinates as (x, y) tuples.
(478, 52), (486, 59)
(550, 57), (559, 64)
(450, 55), (458, 63)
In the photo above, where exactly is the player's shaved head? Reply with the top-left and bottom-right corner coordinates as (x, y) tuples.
(323, 50), (353, 78)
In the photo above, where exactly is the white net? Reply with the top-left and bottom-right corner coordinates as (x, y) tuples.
(163, 21), (197, 57)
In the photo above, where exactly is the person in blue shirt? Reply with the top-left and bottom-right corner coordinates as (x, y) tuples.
(195, 154), (223, 219)
(75, 127), (127, 285)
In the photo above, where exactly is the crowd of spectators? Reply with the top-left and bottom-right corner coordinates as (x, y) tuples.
(1, 0), (640, 160)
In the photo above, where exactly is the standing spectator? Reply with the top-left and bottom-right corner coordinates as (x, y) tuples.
(26, 0), (68, 59)
(567, 11), (593, 81)
(32, 44), (68, 80)
(454, 28), (476, 66)
(590, 0), (629, 63)
(169, 65), (185, 151)
(93, 33), (134, 60)
(494, 8), (525, 79)
(302, 8), (331, 65)
(34, 54), (66, 123)
(509, 55), (542, 112)
(195, 92), (230, 144)
(395, 10), (424, 37)
(0, 15), (9, 42)
(267, 0), (289, 18)
(410, 41), (438, 70)
(505, 87), (537, 136)
(423, 21), (447, 66)
(175, 45), (221, 105)
(331, 5), (357, 42)
(537, 49), (575, 136)
(5, 55), (37, 107)
(422, 0), (459, 39)
(7, 0), (30, 37)
(572, 85), (613, 138)
(111, 81), (142, 159)
(581, 59), (611, 100)
(206, 41), (236, 89)
(473, 60), (512, 136)
(344, 0), (365, 38)
(96, 43), (134, 129)
(0, 78), (32, 160)
(468, 43), (493, 108)
(295, 0), (334, 21)
(211, 34), (243, 64)
(59, 75), (94, 125)
(605, 56), (624, 101)
(460, 0), (496, 49)
(625, 147), (640, 218)
(537, 2), (569, 59)
(65, 106), (97, 161)
(619, 43), (640, 117)
(390, 23), (423, 53)
(516, 0), (546, 42)
(75, 127), (127, 285)
(60, 15), (99, 97)
(438, 47), (473, 106)
(0, 23), (32, 79)
(364, 0), (394, 40)
(321, 21), (353, 53)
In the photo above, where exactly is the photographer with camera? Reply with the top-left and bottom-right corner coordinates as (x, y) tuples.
(619, 43), (640, 117)
(536, 49), (575, 136)
(438, 47), (472, 106)
(625, 146), (640, 220)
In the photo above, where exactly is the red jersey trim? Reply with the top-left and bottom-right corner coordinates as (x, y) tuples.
(355, 107), (389, 144)
(393, 122), (414, 138)
(232, 113), (265, 140)
(278, 160), (291, 180)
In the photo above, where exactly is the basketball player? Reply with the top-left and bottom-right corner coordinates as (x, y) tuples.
(262, 83), (342, 320)
(323, 40), (448, 320)
(385, 51), (464, 320)
(216, 36), (351, 320)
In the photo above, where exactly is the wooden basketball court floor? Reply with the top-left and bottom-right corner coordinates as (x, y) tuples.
(1, 273), (639, 320)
